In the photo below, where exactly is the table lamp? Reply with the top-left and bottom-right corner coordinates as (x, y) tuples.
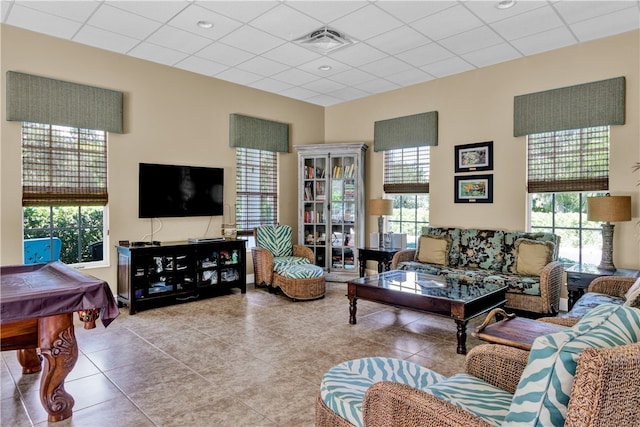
(369, 198), (393, 249)
(587, 194), (631, 271)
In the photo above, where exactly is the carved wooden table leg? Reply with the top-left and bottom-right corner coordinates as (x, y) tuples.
(17, 348), (41, 374)
(455, 319), (468, 355)
(348, 284), (358, 324)
(39, 313), (78, 422)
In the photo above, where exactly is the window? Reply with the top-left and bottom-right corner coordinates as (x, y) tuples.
(528, 126), (609, 264)
(22, 122), (108, 265)
(384, 147), (430, 248)
(235, 148), (277, 242)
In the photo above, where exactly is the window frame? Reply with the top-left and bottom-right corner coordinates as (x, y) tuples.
(235, 147), (278, 243)
(21, 122), (109, 267)
(383, 147), (430, 248)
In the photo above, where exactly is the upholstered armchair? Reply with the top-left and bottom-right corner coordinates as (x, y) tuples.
(251, 224), (314, 288)
(316, 304), (640, 427)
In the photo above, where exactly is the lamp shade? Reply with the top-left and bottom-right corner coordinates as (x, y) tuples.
(587, 196), (632, 222)
(369, 199), (393, 216)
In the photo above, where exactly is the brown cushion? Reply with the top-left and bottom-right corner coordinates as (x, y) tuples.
(416, 235), (451, 266)
(514, 238), (555, 276)
(624, 278), (640, 308)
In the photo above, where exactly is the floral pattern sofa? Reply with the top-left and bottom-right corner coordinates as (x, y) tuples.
(391, 227), (564, 315)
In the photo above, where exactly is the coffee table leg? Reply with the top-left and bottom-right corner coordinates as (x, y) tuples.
(347, 284), (358, 324)
(39, 312), (78, 422)
(455, 320), (468, 355)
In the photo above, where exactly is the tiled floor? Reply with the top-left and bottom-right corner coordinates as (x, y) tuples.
(1, 281), (484, 426)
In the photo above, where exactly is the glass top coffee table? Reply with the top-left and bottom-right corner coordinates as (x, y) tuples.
(347, 270), (508, 354)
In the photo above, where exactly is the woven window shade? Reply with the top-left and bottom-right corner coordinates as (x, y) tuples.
(22, 122), (108, 206)
(229, 113), (289, 153)
(235, 148), (277, 235)
(383, 147), (430, 194)
(514, 77), (625, 137)
(374, 111), (438, 152)
(527, 126), (609, 193)
(6, 71), (123, 134)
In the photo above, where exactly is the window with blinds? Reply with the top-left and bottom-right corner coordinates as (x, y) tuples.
(383, 146), (430, 193)
(527, 126), (609, 193)
(22, 122), (108, 206)
(235, 147), (277, 236)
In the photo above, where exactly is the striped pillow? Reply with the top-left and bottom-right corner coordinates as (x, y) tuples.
(256, 225), (293, 258)
(504, 304), (640, 426)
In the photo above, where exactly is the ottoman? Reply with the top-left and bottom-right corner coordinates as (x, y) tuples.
(273, 264), (325, 301)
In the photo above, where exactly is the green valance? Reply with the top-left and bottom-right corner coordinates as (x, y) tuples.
(513, 77), (625, 137)
(229, 113), (289, 153)
(374, 111), (438, 152)
(6, 71), (124, 133)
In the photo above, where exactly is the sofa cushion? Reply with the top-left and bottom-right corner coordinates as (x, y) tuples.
(624, 278), (640, 308)
(483, 273), (541, 296)
(398, 261), (447, 276)
(503, 232), (559, 274)
(426, 373), (512, 426)
(514, 238), (555, 276)
(562, 292), (626, 318)
(256, 225), (293, 257)
(416, 235), (451, 265)
(273, 255), (310, 270)
(459, 229), (505, 271)
(320, 357), (446, 427)
(422, 227), (461, 266)
(504, 304), (640, 427)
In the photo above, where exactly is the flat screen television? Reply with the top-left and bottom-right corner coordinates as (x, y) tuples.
(138, 163), (223, 218)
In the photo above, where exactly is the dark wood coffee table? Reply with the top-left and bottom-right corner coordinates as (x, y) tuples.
(472, 308), (568, 350)
(346, 270), (507, 354)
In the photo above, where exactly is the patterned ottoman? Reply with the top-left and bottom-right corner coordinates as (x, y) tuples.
(273, 264), (325, 301)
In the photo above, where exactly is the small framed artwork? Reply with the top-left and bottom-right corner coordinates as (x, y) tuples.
(454, 174), (493, 203)
(454, 141), (493, 172)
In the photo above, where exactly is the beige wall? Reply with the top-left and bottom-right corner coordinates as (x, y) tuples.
(326, 30), (640, 272)
(2, 25), (639, 296)
(0, 25), (325, 288)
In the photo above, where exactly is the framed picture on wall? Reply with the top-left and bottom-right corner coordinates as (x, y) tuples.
(454, 141), (493, 172)
(454, 174), (493, 203)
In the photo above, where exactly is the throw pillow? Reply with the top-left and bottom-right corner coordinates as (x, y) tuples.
(416, 235), (451, 266)
(624, 277), (640, 308)
(514, 238), (555, 276)
(504, 304), (640, 427)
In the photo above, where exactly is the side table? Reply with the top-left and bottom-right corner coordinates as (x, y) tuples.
(473, 308), (567, 351)
(565, 264), (640, 310)
(357, 247), (401, 277)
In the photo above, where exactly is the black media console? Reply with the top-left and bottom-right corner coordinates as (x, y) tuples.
(116, 239), (246, 314)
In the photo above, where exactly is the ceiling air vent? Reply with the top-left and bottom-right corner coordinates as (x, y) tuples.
(294, 27), (354, 54)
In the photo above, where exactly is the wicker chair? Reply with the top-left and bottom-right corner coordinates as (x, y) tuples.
(539, 275), (639, 327)
(316, 342), (640, 427)
(316, 304), (640, 427)
(251, 224), (314, 288)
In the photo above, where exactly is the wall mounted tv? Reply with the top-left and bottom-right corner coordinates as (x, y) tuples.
(138, 163), (223, 218)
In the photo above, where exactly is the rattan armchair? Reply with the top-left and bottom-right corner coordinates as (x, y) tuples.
(251, 224), (314, 288)
(316, 342), (640, 427)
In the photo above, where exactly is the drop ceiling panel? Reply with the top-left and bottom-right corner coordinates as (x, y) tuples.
(1, 0), (638, 107)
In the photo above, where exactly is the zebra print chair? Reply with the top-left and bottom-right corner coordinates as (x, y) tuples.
(251, 224), (314, 289)
(316, 304), (640, 427)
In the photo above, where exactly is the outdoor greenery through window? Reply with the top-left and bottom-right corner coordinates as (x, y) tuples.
(235, 147), (277, 244)
(528, 126), (609, 265)
(22, 122), (107, 265)
(384, 147), (430, 248)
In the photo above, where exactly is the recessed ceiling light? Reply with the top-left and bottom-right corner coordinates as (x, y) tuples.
(318, 65), (332, 71)
(197, 20), (214, 29)
(496, 0), (515, 9)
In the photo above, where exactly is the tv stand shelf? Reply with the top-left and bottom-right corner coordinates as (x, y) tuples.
(117, 239), (246, 314)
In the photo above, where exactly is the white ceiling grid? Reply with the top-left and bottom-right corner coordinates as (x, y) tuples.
(1, 0), (639, 106)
